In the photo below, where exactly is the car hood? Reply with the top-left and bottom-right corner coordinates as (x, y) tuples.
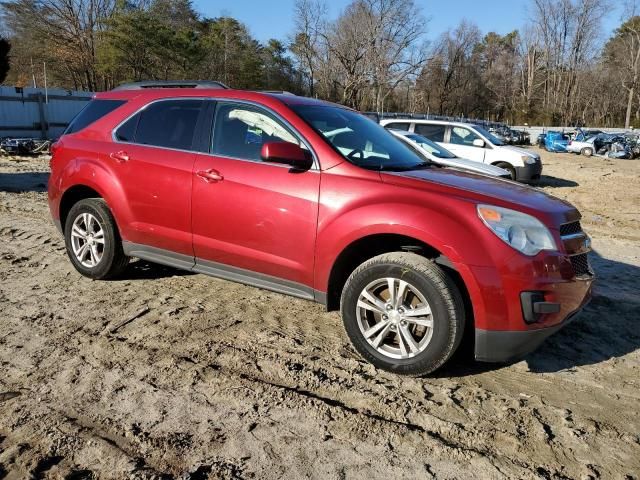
(434, 156), (509, 177)
(503, 145), (540, 158)
(381, 167), (578, 225)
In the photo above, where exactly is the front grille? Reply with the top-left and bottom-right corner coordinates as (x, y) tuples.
(560, 221), (582, 236)
(570, 253), (590, 276)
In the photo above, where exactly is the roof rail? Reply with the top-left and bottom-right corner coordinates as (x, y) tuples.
(260, 90), (296, 95)
(112, 80), (229, 91)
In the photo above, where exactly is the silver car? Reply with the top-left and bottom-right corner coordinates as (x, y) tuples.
(388, 130), (511, 178)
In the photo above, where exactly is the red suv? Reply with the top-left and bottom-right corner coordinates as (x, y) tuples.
(48, 81), (594, 375)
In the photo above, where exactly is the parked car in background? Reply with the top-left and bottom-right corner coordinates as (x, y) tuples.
(380, 118), (542, 182)
(544, 131), (570, 152)
(48, 81), (593, 376)
(571, 129), (602, 142)
(488, 127), (508, 144)
(513, 129), (531, 145)
(536, 132), (547, 148)
(388, 129), (511, 178)
(566, 136), (596, 156)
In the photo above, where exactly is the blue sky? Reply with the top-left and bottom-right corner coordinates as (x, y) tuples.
(193, 0), (626, 44)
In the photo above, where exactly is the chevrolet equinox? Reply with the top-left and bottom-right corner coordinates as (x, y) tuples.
(48, 81), (594, 376)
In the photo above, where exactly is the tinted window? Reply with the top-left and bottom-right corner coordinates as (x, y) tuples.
(64, 99), (125, 135)
(415, 124), (446, 142)
(213, 103), (300, 162)
(450, 126), (481, 146)
(384, 122), (410, 131)
(135, 100), (203, 150)
(115, 113), (139, 142)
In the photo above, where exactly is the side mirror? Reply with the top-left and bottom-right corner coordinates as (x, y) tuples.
(472, 138), (485, 148)
(261, 142), (313, 170)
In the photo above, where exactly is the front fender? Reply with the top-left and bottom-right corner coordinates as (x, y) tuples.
(313, 198), (502, 326)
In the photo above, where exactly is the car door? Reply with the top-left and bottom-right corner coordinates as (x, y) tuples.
(191, 101), (320, 296)
(442, 126), (486, 163)
(110, 98), (206, 256)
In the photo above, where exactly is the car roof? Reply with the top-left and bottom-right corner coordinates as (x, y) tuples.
(94, 88), (339, 109)
(381, 118), (476, 128)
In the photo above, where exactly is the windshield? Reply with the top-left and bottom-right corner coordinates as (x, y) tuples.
(472, 125), (505, 146)
(404, 133), (457, 159)
(292, 105), (427, 171)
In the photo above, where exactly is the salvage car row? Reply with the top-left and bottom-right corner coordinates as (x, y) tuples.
(539, 128), (640, 159)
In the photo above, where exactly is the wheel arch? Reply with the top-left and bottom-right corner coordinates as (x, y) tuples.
(55, 157), (131, 237)
(324, 233), (468, 312)
(59, 184), (103, 231)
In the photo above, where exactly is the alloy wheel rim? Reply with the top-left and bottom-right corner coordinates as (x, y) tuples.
(356, 277), (434, 359)
(71, 213), (105, 268)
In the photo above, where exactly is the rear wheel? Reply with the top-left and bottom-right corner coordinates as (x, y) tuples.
(581, 147), (593, 157)
(64, 198), (129, 279)
(340, 252), (465, 376)
(494, 162), (516, 180)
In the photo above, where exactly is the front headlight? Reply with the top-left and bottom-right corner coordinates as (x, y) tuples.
(477, 205), (557, 256)
(522, 155), (536, 165)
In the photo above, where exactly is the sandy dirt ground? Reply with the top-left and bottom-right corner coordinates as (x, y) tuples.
(0, 148), (638, 479)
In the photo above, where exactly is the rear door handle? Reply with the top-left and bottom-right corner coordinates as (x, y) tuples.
(110, 150), (130, 163)
(196, 169), (223, 183)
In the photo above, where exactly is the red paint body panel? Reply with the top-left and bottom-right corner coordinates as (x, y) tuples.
(191, 153), (320, 285)
(48, 88), (593, 342)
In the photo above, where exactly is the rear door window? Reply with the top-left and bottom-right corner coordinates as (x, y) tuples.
(64, 99), (126, 135)
(415, 124), (446, 142)
(134, 100), (204, 150)
(384, 122), (410, 131)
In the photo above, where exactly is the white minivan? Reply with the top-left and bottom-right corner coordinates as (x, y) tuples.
(380, 119), (542, 182)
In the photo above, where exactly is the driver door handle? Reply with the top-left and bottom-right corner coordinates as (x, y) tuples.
(196, 168), (224, 183)
(109, 150), (130, 163)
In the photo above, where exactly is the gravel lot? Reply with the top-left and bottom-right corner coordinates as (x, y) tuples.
(0, 148), (639, 479)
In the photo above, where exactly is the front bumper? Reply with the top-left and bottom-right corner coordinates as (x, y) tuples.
(515, 159), (542, 183)
(474, 280), (593, 363)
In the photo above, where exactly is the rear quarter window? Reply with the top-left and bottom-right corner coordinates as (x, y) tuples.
(384, 122), (410, 131)
(64, 99), (126, 135)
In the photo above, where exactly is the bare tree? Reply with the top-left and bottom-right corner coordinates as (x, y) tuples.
(2, 0), (116, 90)
(529, 0), (608, 124)
(291, 0), (326, 97)
(604, 16), (640, 127)
(360, 0), (428, 113)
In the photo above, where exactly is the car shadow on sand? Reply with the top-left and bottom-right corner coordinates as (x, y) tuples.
(121, 259), (196, 280)
(436, 249), (640, 377)
(0, 172), (49, 192)
(537, 175), (579, 188)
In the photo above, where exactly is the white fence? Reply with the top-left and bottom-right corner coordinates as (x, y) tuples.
(0, 86), (93, 139)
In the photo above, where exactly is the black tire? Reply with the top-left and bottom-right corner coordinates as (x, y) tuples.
(340, 252), (465, 376)
(64, 198), (129, 279)
(581, 147), (593, 157)
(494, 162), (516, 180)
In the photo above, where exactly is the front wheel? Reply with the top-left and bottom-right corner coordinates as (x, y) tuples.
(494, 162), (516, 180)
(340, 252), (465, 376)
(64, 198), (129, 279)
